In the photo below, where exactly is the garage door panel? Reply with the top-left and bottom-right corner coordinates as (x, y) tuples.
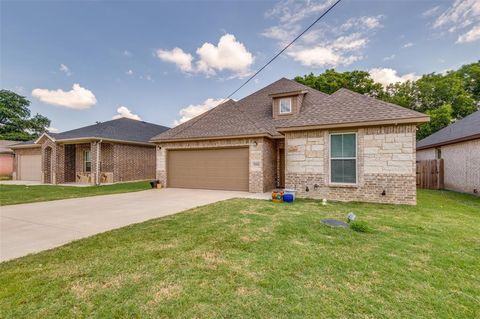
(167, 148), (249, 191)
(19, 155), (41, 181)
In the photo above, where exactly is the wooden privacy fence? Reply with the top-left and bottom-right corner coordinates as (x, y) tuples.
(416, 159), (444, 189)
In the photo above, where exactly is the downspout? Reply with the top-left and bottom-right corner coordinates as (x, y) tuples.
(96, 140), (102, 185)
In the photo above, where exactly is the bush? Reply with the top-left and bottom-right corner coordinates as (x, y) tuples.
(350, 221), (371, 233)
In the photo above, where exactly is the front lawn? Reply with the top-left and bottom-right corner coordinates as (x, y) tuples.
(1, 190), (479, 318)
(0, 181), (151, 206)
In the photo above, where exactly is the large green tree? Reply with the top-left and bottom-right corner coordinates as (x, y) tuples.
(294, 69), (384, 97)
(0, 90), (50, 141)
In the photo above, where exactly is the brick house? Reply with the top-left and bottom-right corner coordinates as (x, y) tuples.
(151, 78), (429, 205)
(11, 118), (169, 185)
(0, 140), (17, 178)
(417, 110), (479, 195)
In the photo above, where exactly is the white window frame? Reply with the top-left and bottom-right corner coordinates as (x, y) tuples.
(329, 132), (358, 185)
(84, 150), (92, 173)
(279, 97), (292, 114)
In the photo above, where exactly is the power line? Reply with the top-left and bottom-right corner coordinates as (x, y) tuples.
(223, 0), (342, 102)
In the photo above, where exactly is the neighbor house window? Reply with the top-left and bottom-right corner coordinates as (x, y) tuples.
(84, 150), (91, 172)
(330, 133), (357, 184)
(279, 98), (292, 114)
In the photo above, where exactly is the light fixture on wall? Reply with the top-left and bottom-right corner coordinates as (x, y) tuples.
(253, 141), (258, 147)
(381, 190), (386, 196)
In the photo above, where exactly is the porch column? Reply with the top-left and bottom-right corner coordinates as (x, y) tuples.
(90, 141), (102, 185)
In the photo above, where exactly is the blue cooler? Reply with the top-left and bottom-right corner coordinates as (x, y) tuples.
(283, 193), (294, 202)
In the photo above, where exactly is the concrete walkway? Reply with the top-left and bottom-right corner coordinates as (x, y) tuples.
(0, 180), (43, 186)
(1, 188), (269, 262)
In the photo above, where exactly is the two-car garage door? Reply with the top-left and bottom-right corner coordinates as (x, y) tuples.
(17, 155), (42, 181)
(167, 148), (249, 191)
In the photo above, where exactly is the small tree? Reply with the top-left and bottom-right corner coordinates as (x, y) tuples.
(0, 90), (50, 141)
(417, 104), (453, 140)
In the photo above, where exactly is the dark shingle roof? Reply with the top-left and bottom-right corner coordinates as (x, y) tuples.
(152, 78), (428, 142)
(0, 140), (18, 153)
(417, 110), (480, 149)
(52, 118), (169, 144)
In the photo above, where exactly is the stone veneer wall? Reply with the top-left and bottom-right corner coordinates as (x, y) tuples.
(12, 147), (41, 180)
(113, 143), (156, 182)
(155, 137), (275, 192)
(285, 124), (417, 205)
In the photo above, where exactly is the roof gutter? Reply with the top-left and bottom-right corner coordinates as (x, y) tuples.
(9, 143), (42, 149)
(151, 133), (273, 143)
(276, 116), (430, 133)
(55, 137), (155, 146)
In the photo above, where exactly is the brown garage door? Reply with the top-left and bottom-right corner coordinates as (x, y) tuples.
(167, 148), (249, 191)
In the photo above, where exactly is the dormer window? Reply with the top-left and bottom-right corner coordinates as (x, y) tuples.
(279, 98), (292, 114)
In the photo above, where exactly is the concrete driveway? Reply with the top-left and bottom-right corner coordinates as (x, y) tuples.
(1, 188), (268, 262)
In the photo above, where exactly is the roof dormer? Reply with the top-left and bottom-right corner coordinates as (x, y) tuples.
(269, 90), (307, 120)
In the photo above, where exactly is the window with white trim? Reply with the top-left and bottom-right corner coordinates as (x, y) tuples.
(84, 150), (92, 172)
(279, 98), (292, 114)
(330, 133), (357, 184)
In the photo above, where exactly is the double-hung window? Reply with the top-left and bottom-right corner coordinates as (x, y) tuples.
(330, 133), (357, 184)
(84, 150), (92, 172)
(279, 98), (292, 114)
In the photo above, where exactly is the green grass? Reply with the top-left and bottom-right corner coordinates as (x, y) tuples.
(1, 190), (479, 318)
(0, 181), (151, 206)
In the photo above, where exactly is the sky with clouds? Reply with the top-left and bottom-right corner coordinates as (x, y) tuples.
(1, 0), (479, 133)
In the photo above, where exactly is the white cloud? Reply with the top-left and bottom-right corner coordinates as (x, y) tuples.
(195, 34), (254, 77)
(174, 98), (223, 126)
(341, 15), (383, 31)
(59, 64), (72, 76)
(156, 47), (193, 72)
(47, 127), (59, 133)
(402, 42), (413, 48)
(383, 54), (396, 61)
(112, 106), (141, 121)
(457, 24), (480, 43)
(433, 0), (480, 29)
(369, 68), (420, 87)
(422, 6), (441, 18)
(429, 0), (480, 44)
(262, 1), (382, 68)
(265, 0), (335, 25)
(157, 34), (254, 78)
(126, 69), (133, 75)
(286, 33), (367, 67)
(123, 50), (132, 57)
(32, 84), (97, 109)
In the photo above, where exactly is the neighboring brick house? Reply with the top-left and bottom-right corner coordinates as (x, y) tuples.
(11, 118), (169, 185)
(151, 78), (429, 205)
(0, 140), (17, 178)
(417, 110), (480, 196)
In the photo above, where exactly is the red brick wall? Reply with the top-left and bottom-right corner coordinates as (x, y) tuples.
(113, 143), (156, 182)
(101, 143), (114, 173)
(0, 154), (14, 176)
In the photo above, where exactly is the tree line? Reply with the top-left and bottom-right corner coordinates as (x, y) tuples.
(295, 61), (480, 140)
